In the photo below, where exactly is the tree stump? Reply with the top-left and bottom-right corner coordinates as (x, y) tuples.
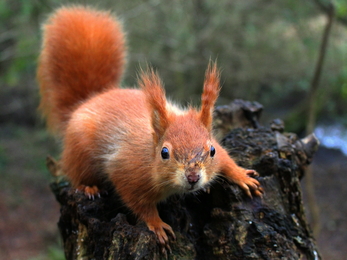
(49, 100), (320, 260)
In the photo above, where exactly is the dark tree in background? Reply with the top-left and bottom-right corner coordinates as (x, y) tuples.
(304, 2), (335, 237)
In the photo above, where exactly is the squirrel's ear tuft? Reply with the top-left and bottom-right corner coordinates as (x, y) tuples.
(199, 62), (220, 132)
(139, 68), (169, 143)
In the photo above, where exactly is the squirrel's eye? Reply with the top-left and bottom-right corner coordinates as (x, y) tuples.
(161, 147), (170, 160)
(210, 146), (215, 157)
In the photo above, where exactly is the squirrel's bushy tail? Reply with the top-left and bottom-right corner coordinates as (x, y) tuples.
(37, 6), (126, 134)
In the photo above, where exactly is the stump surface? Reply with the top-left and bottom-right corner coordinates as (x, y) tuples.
(50, 126), (320, 260)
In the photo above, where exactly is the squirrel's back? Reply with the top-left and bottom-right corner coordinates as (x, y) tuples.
(37, 6), (126, 134)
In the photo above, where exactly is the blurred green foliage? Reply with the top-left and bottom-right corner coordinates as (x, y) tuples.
(0, 0), (346, 131)
(27, 244), (65, 260)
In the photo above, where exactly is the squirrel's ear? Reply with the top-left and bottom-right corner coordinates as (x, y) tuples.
(139, 69), (169, 143)
(199, 62), (220, 132)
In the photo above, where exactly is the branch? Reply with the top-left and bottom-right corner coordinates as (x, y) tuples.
(306, 2), (335, 134)
(312, 0), (346, 26)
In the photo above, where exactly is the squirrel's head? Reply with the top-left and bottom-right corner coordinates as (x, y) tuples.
(140, 63), (220, 194)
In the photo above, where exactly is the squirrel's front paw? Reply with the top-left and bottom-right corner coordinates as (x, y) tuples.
(233, 169), (263, 198)
(147, 220), (176, 254)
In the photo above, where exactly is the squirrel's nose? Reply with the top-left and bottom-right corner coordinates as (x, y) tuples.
(187, 173), (200, 184)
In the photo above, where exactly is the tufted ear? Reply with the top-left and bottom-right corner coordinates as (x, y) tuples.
(199, 62), (221, 132)
(139, 68), (169, 144)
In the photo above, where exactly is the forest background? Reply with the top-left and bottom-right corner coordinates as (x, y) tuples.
(0, 0), (346, 259)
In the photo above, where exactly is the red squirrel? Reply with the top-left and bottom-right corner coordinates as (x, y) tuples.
(37, 6), (263, 247)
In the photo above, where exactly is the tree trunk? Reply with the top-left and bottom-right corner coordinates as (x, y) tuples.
(305, 3), (334, 237)
(49, 100), (320, 260)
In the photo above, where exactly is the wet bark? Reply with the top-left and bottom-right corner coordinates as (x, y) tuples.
(49, 100), (321, 260)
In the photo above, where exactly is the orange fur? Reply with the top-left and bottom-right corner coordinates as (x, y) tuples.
(139, 69), (169, 144)
(38, 6), (262, 249)
(38, 6), (126, 134)
(200, 62), (221, 131)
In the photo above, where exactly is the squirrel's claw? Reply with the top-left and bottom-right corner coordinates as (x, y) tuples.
(76, 185), (101, 200)
(245, 169), (259, 178)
